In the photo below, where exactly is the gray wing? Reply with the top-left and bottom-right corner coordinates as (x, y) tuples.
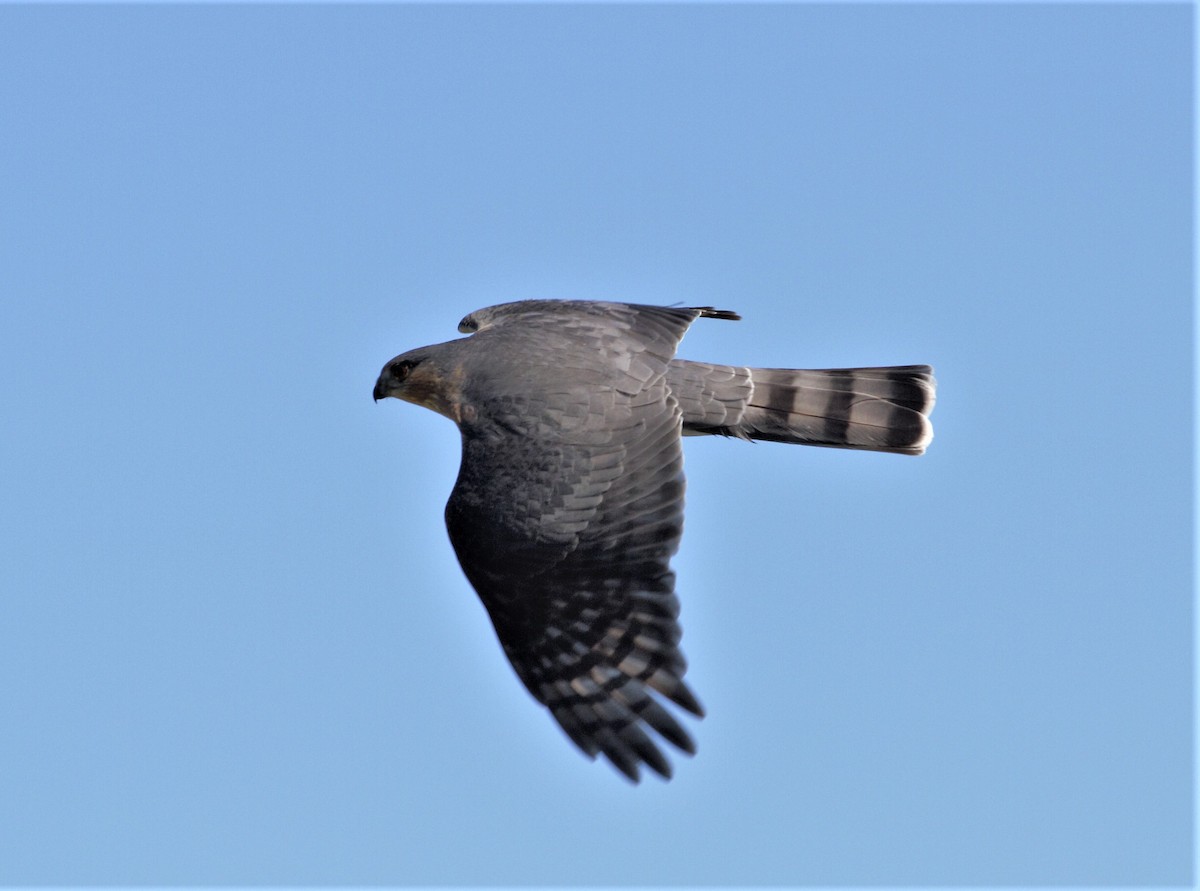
(443, 302), (734, 781)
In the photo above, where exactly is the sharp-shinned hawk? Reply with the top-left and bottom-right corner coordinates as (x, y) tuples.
(373, 300), (935, 782)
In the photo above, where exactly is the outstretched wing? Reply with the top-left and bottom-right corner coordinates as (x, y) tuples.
(443, 302), (732, 781)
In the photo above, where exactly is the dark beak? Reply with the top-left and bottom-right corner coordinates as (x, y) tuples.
(372, 378), (386, 402)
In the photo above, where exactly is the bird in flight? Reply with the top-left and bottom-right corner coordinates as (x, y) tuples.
(374, 300), (935, 782)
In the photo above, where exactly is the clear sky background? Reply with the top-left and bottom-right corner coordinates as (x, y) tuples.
(0, 3), (1191, 887)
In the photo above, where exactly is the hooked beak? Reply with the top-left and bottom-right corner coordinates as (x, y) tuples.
(372, 377), (387, 402)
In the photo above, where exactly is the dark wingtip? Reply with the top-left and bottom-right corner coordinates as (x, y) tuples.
(667, 681), (705, 718)
(638, 742), (673, 781)
(612, 757), (642, 784)
(695, 307), (741, 322)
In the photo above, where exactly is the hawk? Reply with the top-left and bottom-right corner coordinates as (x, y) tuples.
(373, 300), (935, 782)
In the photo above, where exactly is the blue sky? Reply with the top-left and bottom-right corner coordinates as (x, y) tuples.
(0, 3), (1191, 886)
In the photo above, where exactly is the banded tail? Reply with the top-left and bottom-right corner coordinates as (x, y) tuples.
(668, 361), (936, 455)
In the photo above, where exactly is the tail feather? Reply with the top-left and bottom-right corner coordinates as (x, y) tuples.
(668, 361), (936, 455)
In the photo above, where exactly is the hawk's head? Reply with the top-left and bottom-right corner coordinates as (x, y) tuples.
(373, 345), (469, 424)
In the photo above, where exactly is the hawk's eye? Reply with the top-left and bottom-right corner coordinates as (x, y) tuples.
(393, 359), (419, 381)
